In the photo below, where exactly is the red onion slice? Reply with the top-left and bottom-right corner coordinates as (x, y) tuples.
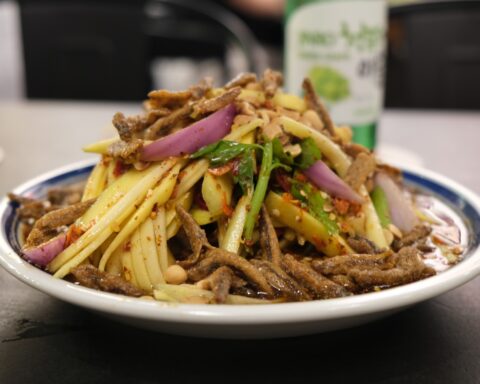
(141, 104), (236, 162)
(23, 233), (66, 267)
(375, 173), (418, 232)
(304, 160), (363, 204)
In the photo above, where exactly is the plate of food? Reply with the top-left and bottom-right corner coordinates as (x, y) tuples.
(1, 71), (479, 339)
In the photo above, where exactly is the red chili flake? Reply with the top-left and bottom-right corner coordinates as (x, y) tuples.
(295, 173), (308, 182)
(101, 157), (111, 167)
(65, 225), (84, 247)
(312, 235), (326, 251)
(349, 202), (363, 216)
(244, 239), (254, 247)
(264, 100), (274, 109)
(333, 198), (350, 215)
(208, 162), (234, 176)
(281, 192), (301, 207)
(221, 192), (233, 217)
(123, 241), (132, 252)
(274, 170), (291, 192)
(177, 170), (187, 182)
(282, 192), (294, 202)
(113, 160), (127, 177)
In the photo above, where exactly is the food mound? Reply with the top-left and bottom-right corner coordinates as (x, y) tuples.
(9, 70), (464, 304)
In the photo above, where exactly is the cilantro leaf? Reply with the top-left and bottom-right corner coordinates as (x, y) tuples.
(234, 149), (256, 194)
(191, 141), (260, 167)
(296, 138), (322, 170)
(272, 138), (294, 165)
(271, 138), (293, 173)
(191, 140), (261, 193)
(291, 180), (338, 234)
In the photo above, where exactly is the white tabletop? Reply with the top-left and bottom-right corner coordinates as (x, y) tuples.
(0, 101), (479, 196)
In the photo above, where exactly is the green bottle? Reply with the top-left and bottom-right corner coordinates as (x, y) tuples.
(285, 0), (387, 149)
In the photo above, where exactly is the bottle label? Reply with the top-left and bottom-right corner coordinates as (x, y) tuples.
(285, 0), (387, 126)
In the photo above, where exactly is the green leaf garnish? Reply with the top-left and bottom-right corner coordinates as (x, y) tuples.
(296, 137), (322, 170)
(191, 140), (261, 193)
(291, 180), (338, 234)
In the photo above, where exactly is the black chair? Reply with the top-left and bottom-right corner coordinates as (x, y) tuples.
(19, 0), (260, 101)
(144, 0), (262, 87)
(386, 0), (480, 110)
(19, 0), (149, 101)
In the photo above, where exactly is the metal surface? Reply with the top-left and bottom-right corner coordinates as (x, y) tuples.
(0, 102), (479, 383)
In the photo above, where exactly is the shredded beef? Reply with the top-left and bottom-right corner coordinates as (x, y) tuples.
(259, 206), (282, 265)
(147, 89), (192, 109)
(203, 266), (234, 304)
(71, 264), (145, 297)
(144, 103), (193, 140)
(107, 139), (144, 163)
(330, 274), (358, 291)
(392, 225), (432, 251)
(188, 77), (213, 99)
(312, 252), (392, 276)
(145, 108), (172, 123)
(312, 247), (435, 292)
(282, 254), (350, 299)
(192, 87), (241, 117)
(175, 205), (211, 268)
(344, 152), (376, 191)
(112, 112), (148, 142)
(47, 183), (84, 206)
(347, 236), (382, 255)
(187, 248), (273, 296)
(348, 247), (435, 289)
(251, 259), (311, 301)
(25, 198), (95, 248)
(225, 72), (257, 89)
(302, 78), (336, 136)
(8, 193), (59, 222)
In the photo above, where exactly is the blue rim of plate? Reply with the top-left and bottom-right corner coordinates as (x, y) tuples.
(0, 159), (480, 326)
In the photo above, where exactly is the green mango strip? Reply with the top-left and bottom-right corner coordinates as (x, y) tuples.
(371, 185), (391, 228)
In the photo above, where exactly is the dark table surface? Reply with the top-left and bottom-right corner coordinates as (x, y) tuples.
(1, 104), (479, 383)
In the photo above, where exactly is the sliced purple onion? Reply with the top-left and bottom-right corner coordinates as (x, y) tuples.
(141, 104), (236, 161)
(375, 172), (418, 232)
(23, 233), (66, 267)
(304, 160), (363, 204)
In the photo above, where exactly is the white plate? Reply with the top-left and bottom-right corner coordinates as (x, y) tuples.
(1, 160), (479, 339)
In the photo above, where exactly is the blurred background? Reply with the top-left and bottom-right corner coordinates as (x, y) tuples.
(1, 0), (479, 110)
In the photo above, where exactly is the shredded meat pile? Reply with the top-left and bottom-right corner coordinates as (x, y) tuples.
(71, 264), (145, 297)
(25, 198), (95, 247)
(174, 205), (352, 303)
(9, 183), (86, 241)
(171, 200), (436, 303)
(312, 247), (435, 292)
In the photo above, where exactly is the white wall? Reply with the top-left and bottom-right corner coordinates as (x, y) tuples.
(0, 1), (24, 100)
